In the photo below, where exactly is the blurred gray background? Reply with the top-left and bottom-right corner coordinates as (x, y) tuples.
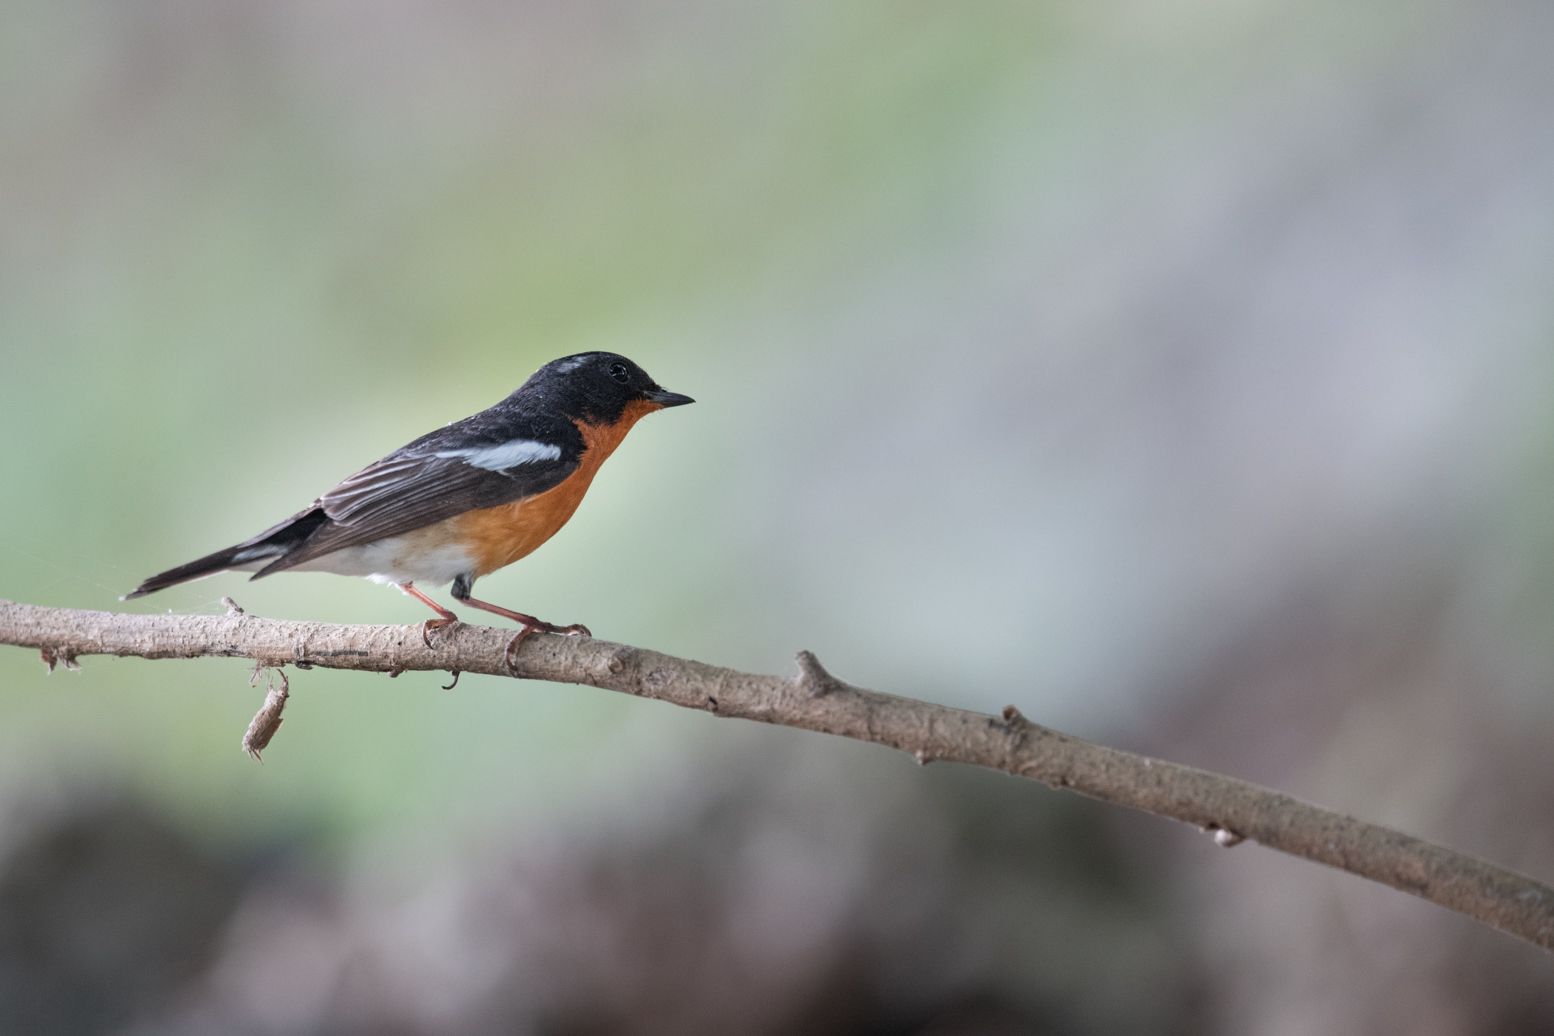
(3, 1), (1554, 1032)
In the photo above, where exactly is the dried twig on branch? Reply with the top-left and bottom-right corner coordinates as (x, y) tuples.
(2, 597), (1551, 953)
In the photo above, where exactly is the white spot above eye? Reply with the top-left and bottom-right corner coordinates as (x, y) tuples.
(435, 439), (562, 471)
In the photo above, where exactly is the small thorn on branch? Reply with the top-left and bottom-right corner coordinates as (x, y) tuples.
(441, 670), (461, 691)
(794, 650), (845, 697)
(221, 596), (245, 617)
(242, 669), (290, 762)
(1001, 704), (1029, 728)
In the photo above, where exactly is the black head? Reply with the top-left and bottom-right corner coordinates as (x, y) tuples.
(518, 352), (694, 425)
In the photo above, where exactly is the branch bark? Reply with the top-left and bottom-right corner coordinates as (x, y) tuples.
(4, 597), (1552, 953)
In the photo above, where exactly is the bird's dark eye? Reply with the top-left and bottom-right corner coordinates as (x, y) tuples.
(609, 362), (630, 384)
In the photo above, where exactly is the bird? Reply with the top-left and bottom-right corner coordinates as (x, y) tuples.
(125, 352), (693, 658)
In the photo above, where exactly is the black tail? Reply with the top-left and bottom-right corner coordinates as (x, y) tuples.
(123, 507), (330, 600)
(123, 543), (254, 599)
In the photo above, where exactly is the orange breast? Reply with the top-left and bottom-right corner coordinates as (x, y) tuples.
(452, 399), (661, 576)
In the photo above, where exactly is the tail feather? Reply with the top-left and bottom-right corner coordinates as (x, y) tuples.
(123, 507), (330, 600)
(122, 544), (256, 599)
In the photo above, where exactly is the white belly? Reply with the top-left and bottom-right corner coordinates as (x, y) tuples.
(287, 535), (476, 587)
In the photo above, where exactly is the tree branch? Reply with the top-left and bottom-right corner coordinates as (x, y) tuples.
(3, 597), (1551, 953)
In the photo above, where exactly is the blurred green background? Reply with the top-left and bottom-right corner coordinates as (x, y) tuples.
(4, 1), (1554, 1032)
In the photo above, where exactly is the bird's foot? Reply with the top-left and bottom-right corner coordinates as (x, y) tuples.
(502, 620), (592, 670)
(421, 616), (460, 648)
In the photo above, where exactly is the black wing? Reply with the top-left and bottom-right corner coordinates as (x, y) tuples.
(256, 409), (581, 575)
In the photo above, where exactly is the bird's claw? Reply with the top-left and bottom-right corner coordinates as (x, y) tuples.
(502, 620), (592, 671)
(421, 616), (458, 648)
(502, 627), (534, 670)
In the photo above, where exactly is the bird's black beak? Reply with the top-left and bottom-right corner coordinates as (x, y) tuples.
(645, 387), (695, 408)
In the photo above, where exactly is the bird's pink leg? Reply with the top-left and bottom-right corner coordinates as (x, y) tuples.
(395, 582), (460, 647)
(454, 595), (591, 669)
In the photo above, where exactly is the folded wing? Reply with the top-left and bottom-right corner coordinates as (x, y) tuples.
(254, 436), (576, 576)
